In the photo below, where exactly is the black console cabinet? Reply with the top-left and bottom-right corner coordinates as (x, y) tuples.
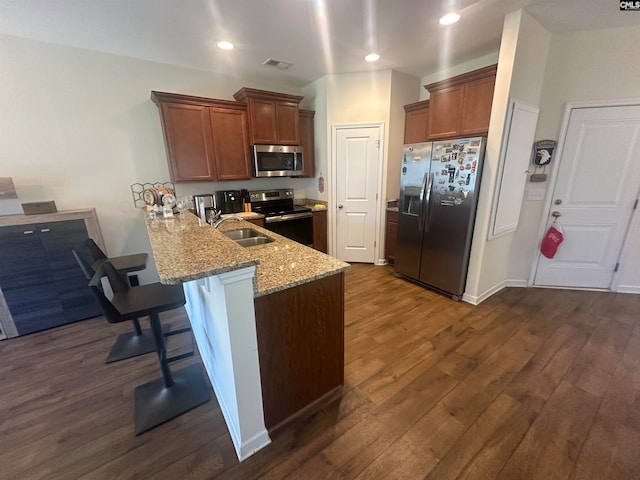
(0, 218), (101, 335)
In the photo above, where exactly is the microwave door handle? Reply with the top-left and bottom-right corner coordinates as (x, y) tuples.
(418, 172), (428, 232)
(424, 172), (434, 233)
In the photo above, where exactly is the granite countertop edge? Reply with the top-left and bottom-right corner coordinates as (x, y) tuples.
(144, 211), (349, 297)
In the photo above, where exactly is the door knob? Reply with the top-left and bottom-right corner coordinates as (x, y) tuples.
(338, 204), (344, 209)
(552, 211), (561, 218)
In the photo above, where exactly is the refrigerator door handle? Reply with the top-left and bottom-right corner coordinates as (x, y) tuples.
(418, 172), (428, 232)
(424, 172), (434, 232)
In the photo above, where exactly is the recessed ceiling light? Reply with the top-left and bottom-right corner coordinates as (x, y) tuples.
(365, 53), (380, 62)
(217, 41), (234, 50)
(439, 12), (461, 25)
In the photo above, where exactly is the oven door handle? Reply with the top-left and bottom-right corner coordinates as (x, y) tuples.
(265, 212), (313, 223)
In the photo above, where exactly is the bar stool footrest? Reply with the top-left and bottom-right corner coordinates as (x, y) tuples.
(105, 323), (170, 364)
(134, 363), (211, 435)
(166, 351), (194, 364)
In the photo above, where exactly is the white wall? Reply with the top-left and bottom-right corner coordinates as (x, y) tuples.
(0, 34), (310, 283)
(510, 24), (640, 291)
(465, 10), (551, 302)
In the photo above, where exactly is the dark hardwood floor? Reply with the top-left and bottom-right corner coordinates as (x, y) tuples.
(1, 264), (639, 479)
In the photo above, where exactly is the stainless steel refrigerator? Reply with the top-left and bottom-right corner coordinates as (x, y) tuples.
(395, 137), (486, 300)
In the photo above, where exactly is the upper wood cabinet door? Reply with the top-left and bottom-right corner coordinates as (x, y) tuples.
(427, 85), (464, 140)
(424, 64), (497, 141)
(460, 75), (496, 136)
(248, 98), (278, 144)
(275, 102), (300, 145)
(298, 109), (315, 177)
(159, 102), (217, 182)
(403, 100), (430, 144)
(233, 88), (304, 145)
(209, 107), (252, 180)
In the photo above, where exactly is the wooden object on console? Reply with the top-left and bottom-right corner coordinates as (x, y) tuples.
(151, 91), (251, 183)
(425, 64), (497, 140)
(233, 88), (303, 146)
(253, 272), (344, 433)
(403, 100), (430, 144)
(312, 209), (328, 253)
(297, 109), (316, 177)
(385, 209), (398, 264)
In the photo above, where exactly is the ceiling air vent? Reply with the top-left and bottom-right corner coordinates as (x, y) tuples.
(263, 58), (293, 70)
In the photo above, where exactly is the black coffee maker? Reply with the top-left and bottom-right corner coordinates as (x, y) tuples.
(215, 190), (242, 214)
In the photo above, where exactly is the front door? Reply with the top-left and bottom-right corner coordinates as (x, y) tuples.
(335, 125), (382, 263)
(534, 105), (640, 288)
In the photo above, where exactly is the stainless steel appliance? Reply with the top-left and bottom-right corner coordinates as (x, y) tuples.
(192, 194), (215, 222)
(253, 145), (304, 177)
(395, 137), (486, 299)
(249, 189), (313, 245)
(216, 190), (242, 214)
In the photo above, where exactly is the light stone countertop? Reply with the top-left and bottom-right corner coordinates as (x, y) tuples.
(144, 212), (349, 297)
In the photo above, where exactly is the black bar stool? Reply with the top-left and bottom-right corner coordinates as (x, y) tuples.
(89, 261), (211, 435)
(73, 238), (168, 363)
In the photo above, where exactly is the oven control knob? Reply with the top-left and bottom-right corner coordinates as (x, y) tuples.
(338, 204), (344, 209)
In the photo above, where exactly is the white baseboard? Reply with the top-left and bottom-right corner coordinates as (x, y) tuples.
(615, 285), (640, 294)
(462, 279), (528, 305)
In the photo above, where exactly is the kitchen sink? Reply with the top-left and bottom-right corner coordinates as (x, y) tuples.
(222, 228), (263, 240)
(235, 236), (274, 247)
(223, 228), (274, 247)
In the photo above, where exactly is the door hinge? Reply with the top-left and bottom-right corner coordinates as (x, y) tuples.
(376, 140), (380, 148)
(614, 262), (620, 272)
(374, 240), (376, 247)
(634, 198), (638, 210)
(376, 193), (378, 200)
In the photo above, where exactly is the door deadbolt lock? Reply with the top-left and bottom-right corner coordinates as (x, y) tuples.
(554, 199), (563, 205)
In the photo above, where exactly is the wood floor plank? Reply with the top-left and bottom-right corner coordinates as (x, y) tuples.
(497, 381), (601, 480)
(1, 264), (638, 479)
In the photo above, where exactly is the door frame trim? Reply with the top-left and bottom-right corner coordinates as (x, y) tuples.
(330, 122), (385, 263)
(528, 98), (640, 290)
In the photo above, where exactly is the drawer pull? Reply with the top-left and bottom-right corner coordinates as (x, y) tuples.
(23, 230), (34, 234)
(40, 228), (51, 233)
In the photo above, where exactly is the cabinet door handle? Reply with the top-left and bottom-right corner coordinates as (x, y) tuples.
(23, 230), (34, 234)
(40, 228), (51, 233)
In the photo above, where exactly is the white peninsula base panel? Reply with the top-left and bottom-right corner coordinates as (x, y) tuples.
(183, 266), (271, 461)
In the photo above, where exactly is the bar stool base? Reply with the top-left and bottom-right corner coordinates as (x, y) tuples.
(105, 324), (170, 364)
(134, 363), (211, 435)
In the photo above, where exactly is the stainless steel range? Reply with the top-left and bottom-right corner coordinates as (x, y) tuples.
(249, 189), (313, 246)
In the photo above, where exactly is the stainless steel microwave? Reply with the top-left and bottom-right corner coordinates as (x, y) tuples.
(253, 145), (304, 177)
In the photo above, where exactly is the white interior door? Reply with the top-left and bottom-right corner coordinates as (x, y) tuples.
(335, 125), (381, 263)
(535, 105), (640, 288)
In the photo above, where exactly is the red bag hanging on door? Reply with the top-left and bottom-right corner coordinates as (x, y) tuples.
(540, 219), (564, 259)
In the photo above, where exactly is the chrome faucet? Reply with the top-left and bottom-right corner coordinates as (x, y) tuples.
(211, 214), (244, 228)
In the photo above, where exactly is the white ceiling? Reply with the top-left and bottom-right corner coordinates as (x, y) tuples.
(1, 0), (638, 87)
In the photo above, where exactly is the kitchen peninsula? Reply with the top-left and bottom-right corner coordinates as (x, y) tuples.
(143, 212), (349, 460)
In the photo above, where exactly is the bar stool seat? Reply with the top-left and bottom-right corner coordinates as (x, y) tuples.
(89, 261), (211, 435)
(76, 241), (165, 364)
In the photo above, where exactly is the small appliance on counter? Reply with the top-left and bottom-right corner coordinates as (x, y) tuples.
(193, 194), (215, 222)
(216, 190), (242, 214)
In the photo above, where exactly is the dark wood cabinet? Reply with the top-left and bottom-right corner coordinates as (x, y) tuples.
(425, 64), (497, 140)
(0, 219), (100, 335)
(254, 272), (344, 432)
(151, 91), (251, 183)
(247, 217), (265, 228)
(385, 209), (398, 265)
(298, 109), (316, 177)
(233, 88), (303, 145)
(403, 100), (430, 144)
(312, 209), (327, 253)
